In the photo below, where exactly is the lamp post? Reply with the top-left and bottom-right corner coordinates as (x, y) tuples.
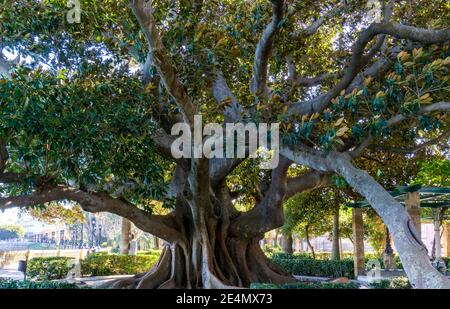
(60, 230), (65, 248)
(98, 224), (102, 247)
(383, 226), (396, 271)
(72, 225), (78, 249)
(79, 224), (84, 249)
(91, 217), (97, 249)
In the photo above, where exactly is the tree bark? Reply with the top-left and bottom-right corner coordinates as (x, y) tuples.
(103, 169), (296, 289)
(331, 207), (340, 260)
(153, 235), (160, 250)
(282, 146), (450, 288)
(335, 157), (450, 288)
(282, 232), (293, 255)
(120, 218), (131, 255)
(305, 225), (315, 259)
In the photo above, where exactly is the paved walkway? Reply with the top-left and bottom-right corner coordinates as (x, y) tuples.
(0, 268), (23, 280)
(63, 275), (134, 288)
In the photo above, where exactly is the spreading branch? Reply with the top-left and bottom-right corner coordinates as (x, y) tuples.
(250, 0), (285, 101)
(289, 22), (450, 115)
(130, 0), (196, 125)
(212, 72), (242, 123)
(0, 185), (181, 242)
(285, 170), (331, 199)
(229, 156), (291, 238)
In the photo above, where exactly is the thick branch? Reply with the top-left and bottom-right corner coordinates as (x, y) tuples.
(130, 0), (196, 125)
(152, 130), (177, 159)
(280, 145), (450, 288)
(229, 156), (291, 238)
(212, 72), (242, 123)
(285, 170), (331, 199)
(250, 0), (285, 101)
(290, 22), (450, 115)
(209, 158), (244, 187)
(0, 185), (181, 242)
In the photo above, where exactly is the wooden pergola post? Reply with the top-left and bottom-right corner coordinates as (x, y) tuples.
(443, 222), (450, 257)
(352, 208), (365, 277)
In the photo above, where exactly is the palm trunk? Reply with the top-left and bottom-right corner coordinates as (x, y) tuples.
(282, 232), (293, 254)
(120, 218), (131, 254)
(305, 225), (315, 259)
(331, 207), (340, 260)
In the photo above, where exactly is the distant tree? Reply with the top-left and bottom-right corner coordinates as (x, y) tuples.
(0, 224), (25, 240)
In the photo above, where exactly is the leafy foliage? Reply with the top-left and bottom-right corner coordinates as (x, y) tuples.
(80, 251), (160, 276)
(27, 256), (75, 280)
(271, 255), (355, 279)
(369, 277), (412, 289)
(0, 278), (87, 289)
(282, 188), (344, 238)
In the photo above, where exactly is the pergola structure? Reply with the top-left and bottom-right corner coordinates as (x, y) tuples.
(347, 184), (450, 277)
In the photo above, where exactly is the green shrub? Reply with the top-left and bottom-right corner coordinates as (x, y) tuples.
(80, 252), (160, 276)
(272, 256), (355, 279)
(369, 277), (411, 289)
(250, 281), (360, 289)
(271, 252), (404, 271)
(0, 278), (86, 289)
(262, 244), (282, 257)
(27, 257), (75, 281)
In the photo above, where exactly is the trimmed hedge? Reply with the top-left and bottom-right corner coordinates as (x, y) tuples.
(272, 252), (405, 271)
(369, 278), (411, 289)
(0, 278), (86, 289)
(27, 257), (75, 280)
(80, 252), (160, 276)
(250, 282), (360, 289)
(272, 255), (355, 279)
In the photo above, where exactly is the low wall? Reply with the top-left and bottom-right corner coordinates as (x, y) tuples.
(0, 249), (91, 269)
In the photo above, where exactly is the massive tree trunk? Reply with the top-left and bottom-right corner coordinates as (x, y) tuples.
(106, 160), (296, 289)
(331, 207), (340, 260)
(108, 213), (295, 289)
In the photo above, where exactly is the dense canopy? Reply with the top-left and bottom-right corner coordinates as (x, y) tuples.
(0, 0), (449, 289)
